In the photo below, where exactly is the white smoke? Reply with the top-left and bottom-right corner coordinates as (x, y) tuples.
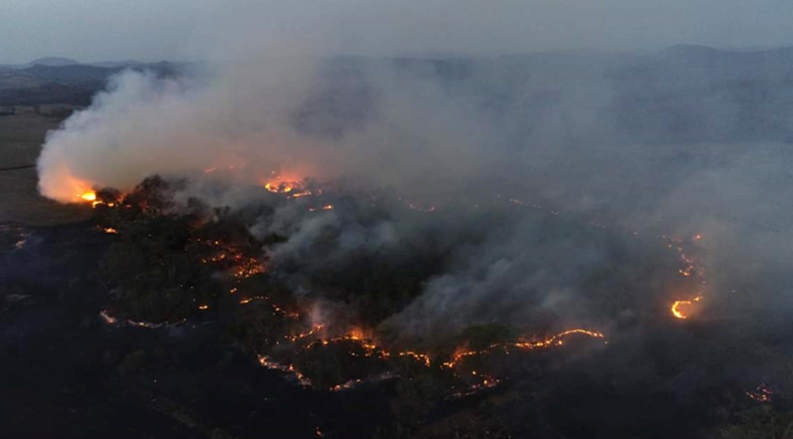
(34, 42), (793, 336)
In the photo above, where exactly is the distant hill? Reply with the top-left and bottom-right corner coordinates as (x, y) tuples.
(25, 57), (80, 68)
(0, 61), (184, 106)
(89, 60), (144, 69)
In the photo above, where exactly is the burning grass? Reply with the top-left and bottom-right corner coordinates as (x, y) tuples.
(73, 174), (783, 439)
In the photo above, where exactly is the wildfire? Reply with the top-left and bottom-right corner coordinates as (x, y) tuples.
(309, 204), (334, 212)
(287, 324), (325, 342)
(397, 351), (432, 367)
(671, 296), (703, 319)
(78, 191), (106, 208)
(234, 258), (265, 279)
(80, 192), (96, 202)
(253, 315), (607, 399)
(197, 239), (265, 279)
(261, 171), (313, 198)
(666, 234), (708, 320)
(272, 303), (301, 319)
(306, 328), (384, 357)
(265, 181), (298, 194)
(103, 227), (119, 234)
(443, 328), (606, 369)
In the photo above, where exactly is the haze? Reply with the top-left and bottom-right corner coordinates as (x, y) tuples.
(2, 0), (793, 64)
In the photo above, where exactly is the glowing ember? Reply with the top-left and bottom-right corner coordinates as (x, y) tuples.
(197, 239), (265, 279)
(99, 309), (117, 324)
(99, 309), (186, 329)
(671, 296), (703, 319)
(203, 165), (238, 174)
(330, 372), (395, 392)
(103, 228), (119, 234)
(666, 235), (708, 320)
(449, 376), (502, 399)
(258, 355), (312, 386)
(397, 351), (432, 367)
(746, 383), (773, 402)
(272, 303), (301, 319)
(509, 198), (544, 210)
(330, 378), (364, 392)
(405, 202), (436, 212)
(254, 317), (604, 397)
(261, 172), (312, 197)
(397, 196), (436, 212)
(443, 328), (606, 369)
(265, 181), (294, 193)
(287, 324), (325, 342)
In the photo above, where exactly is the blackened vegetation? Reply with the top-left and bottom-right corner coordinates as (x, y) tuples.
(4, 177), (793, 438)
(93, 177), (793, 438)
(96, 177), (259, 323)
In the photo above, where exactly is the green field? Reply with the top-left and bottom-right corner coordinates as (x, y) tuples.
(0, 112), (90, 224)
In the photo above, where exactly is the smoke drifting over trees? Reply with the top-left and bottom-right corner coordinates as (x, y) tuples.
(36, 46), (793, 336)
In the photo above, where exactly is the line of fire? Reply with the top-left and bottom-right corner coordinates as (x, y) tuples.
(33, 167), (774, 438)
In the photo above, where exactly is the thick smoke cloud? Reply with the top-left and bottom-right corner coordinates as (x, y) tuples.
(36, 44), (793, 338)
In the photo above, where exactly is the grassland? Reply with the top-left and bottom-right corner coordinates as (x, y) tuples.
(0, 112), (90, 225)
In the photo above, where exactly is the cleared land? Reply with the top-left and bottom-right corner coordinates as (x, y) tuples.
(0, 112), (90, 224)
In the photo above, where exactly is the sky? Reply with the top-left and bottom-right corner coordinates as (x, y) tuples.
(2, 0), (793, 63)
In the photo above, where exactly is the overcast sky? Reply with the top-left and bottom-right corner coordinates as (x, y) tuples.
(2, 0), (793, 64)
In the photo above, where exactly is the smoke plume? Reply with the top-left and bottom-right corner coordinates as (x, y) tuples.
(35, 38), (793, 340)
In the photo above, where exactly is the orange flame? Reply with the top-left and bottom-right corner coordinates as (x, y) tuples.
(443, 328), (606, 369)
(671, 296), (703, 319)
(667, 235), (707, 320)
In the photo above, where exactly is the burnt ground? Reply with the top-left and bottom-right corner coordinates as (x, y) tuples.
(1, 218), (787, 439)
(0, 222), (395, 439)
